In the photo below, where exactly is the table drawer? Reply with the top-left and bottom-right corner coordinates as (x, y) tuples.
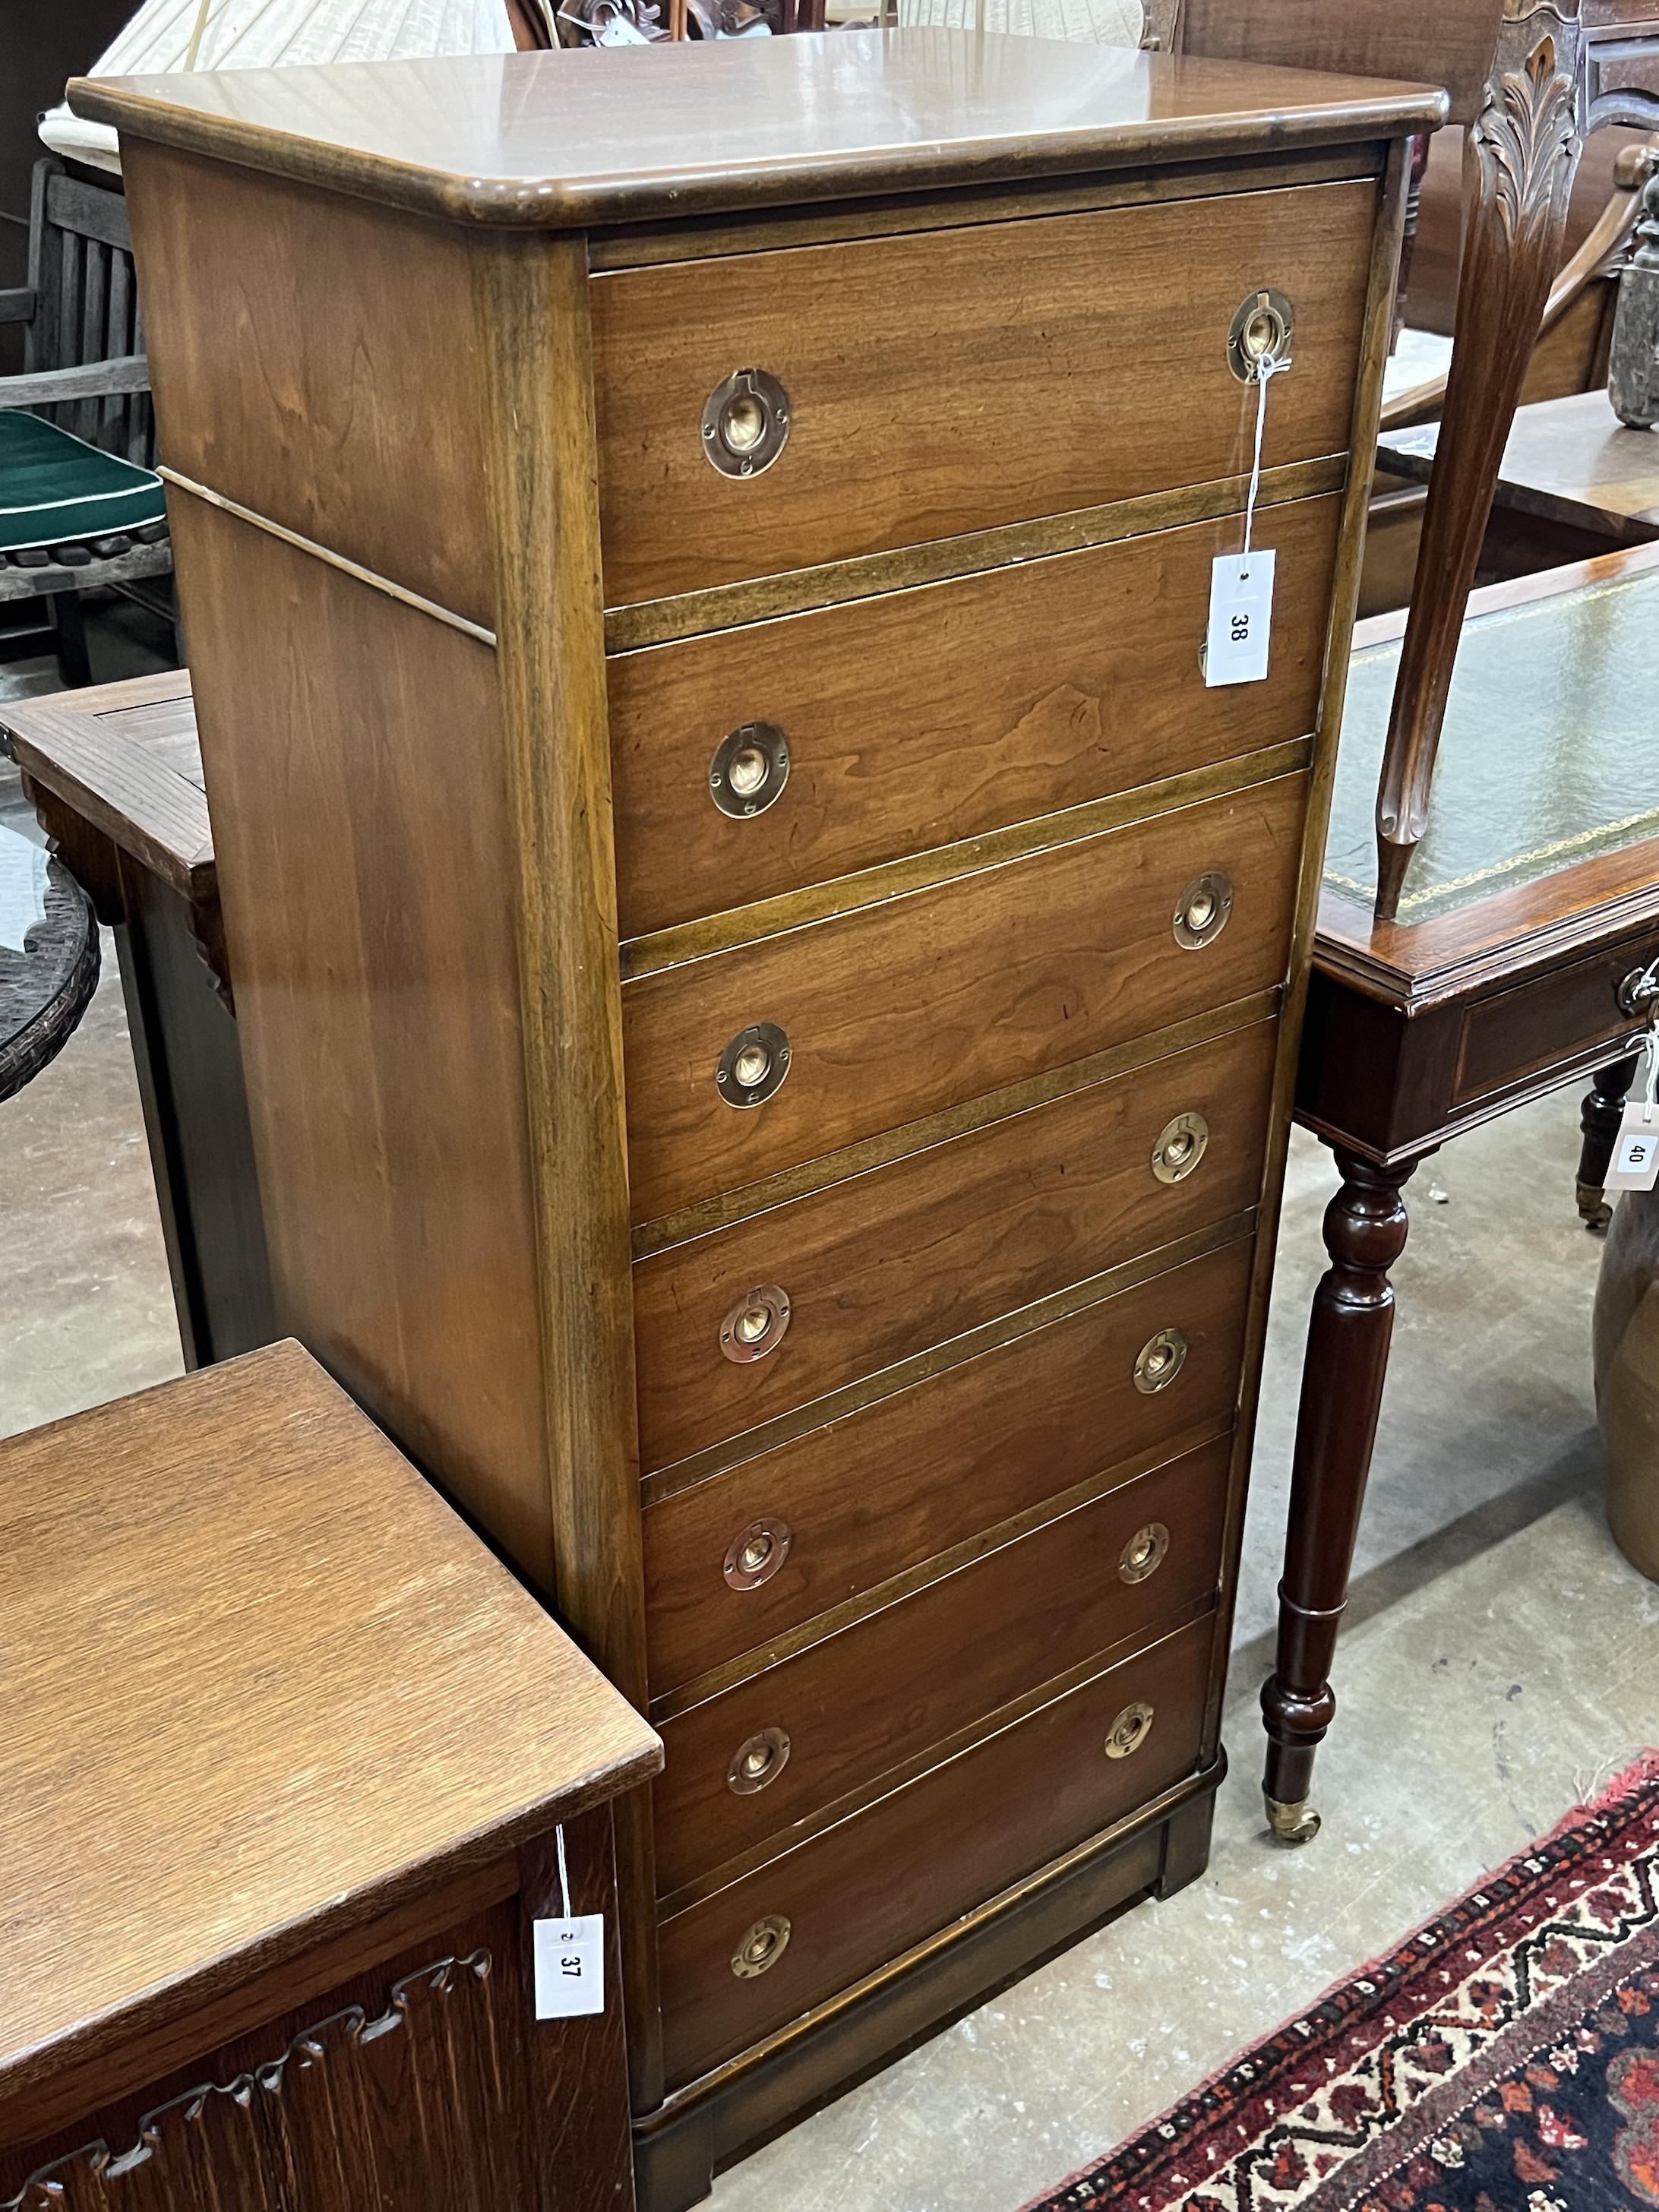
(657, 1613), (1212, 2089)
(634, 1019), (1275, 1474)
(609, 494), (1341, 940)
(591, 182), (1374, 605)
(643, 1234), (1254, 1698)
(624, 772), (1304, 1225)
(653, 1430), (1227, 1894)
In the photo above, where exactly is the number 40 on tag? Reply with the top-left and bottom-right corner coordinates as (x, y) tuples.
(1205, 550), (1275, 687)
(1607, 1104), (1659, 1193)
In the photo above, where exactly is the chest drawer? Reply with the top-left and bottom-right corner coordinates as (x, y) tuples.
(624, 771), (1304, 1225)
(591, 181), (1375, 605)
(653, 1430), (1227, 1894)
(657, 1611), (1211, 2088)
(634, 1019), (1274, 1474)
(643, 1234), (1254, 1699)
(610, 494), (1341, 940)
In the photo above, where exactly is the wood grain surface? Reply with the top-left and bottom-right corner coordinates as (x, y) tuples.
(632, 1019), (1276, 1474)
(655, 1614), (1211, 2090)
(0, 1343), (661, 2127)
(608, 495), (1341, 940)
(643, 1237), (1253, 1698)
(591, 182), (1376, 603)
(651, 1433), (1230, 1894)
(122, 139), (493, 630)
(622, 772), (1307, 1225)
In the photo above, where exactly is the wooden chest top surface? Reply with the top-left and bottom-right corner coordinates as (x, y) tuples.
(69, 33), (1444, 230)
(0, 1340), (659, 2107)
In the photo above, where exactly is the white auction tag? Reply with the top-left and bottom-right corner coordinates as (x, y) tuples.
(1205, 550), (1275, 687)
(532, 1916), (606, 2018)
(1607, 1104), (1659, 1193)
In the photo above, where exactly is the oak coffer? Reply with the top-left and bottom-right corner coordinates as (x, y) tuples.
(74, 35), (1442, 2210)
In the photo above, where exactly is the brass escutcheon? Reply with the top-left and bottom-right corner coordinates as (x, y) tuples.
(1118, 1522), (1170, 1584)
(1174, 871), (1234, 950)
(1227, 288), (1295, 383)
(709, 721), (791, 820)
(728, 1725), (792, 1796)
(716, 1021), (792, 1108)
(1151, 1111), (1209, 1185)
(720, 1285), (792, 1365)
(731, 1913), (792, 1978)
(723, 1515), (792, 1591)
(1133, 1328), (1187, 1395)
(1104, 1700), (1155, 1759)
(702, 368), (792, 479)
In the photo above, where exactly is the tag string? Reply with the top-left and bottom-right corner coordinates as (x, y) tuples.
(555, 1823), (573, 1924)
(1643, 1024), (1659, 1127)
(1240, 352), (1292, 577)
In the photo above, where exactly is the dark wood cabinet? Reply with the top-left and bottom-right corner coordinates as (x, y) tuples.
(73, 36), (1440, 2207)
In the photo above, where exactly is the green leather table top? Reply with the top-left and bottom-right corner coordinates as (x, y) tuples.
(1324, 563), (1659, 925)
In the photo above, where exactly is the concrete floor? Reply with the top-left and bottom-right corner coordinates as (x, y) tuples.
(3, 618), (1654, 2208)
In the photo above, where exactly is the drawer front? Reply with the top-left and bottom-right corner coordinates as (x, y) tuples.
(591, 182), (1375, 605)
(610, 495), (1341, 940)
(1452, 926), (1659, 1110)
(657, 1613), (1212, 2089)
(653, 1432), (1228, 1894)
(643, 1236), (1254, 1698)
(634, 1020), (1275, 1474)
(624, 772), (1305, 1225)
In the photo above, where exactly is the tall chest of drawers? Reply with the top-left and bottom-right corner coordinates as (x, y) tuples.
(79, 36), (1440, 2208)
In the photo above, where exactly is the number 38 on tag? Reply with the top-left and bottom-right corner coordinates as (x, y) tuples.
(1204, 550), (1275, 687)
(532, 1916), (606, 2018)
(1607, 1104), (1659, 1193)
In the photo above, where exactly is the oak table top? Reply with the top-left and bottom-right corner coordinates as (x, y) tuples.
(0, 1339), (661, 2130)
(68, 33), (1446, 230)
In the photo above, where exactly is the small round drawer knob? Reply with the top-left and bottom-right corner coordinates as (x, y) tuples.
(702, 368), (792, 479)
(720, 1284), (792, 1365)
(1104, 1700), (1155, 1759)
(1118, 1522), (1170, 1584)
(1151, 1111), (1209, 1185)
(724, 1515), (792, 1591)
(731, 1913), (792, 1979)
(710, 722), (791, 819)
(716, 1022), (792, 1108)
(1174, 871), (1233, 950)
(1133, 1328), (1187, 1395)
(728, 1726), (792, 1796)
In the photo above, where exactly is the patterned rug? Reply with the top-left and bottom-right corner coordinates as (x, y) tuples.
(1023, 1752), (1659, 2212)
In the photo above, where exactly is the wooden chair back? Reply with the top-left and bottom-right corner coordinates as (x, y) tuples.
(17, 156), (153, 466)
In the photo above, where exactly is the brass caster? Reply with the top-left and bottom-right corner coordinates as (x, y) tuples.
(1576, 1181), (1612, 1236)
(1265, 1793), (1321, 1845)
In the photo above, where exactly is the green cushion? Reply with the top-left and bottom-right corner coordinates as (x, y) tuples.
(0, 408), (166, 554)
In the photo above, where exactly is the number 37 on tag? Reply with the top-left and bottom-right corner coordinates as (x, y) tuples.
(532, 1916), (606, 2018)
(1205, 551), (1275, 687)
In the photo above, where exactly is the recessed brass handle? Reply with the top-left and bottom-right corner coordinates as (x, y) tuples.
(720, 1285), (792, 1365)
(702, 368), (792, 479)
(1227, 289), (1295, 382)
(1104, 1700), (1155, 1759)
(731, 1913), (792, 1979)
(724, 1515), (792, 1591)
(710, 722), (791, 819)
(1118, 1522), (1170, 1584)
(1174, 871), (1233, 950)
(728, 1726), (792, 1796)
(716, 1022), (792, 1108)
(1133, 1329), (1187, 1395)
(1152, 1111), (1209, 1185)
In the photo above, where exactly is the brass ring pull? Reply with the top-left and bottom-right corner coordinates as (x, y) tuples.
(731, 1913), (792, 1978)
(1104, 1701), (1155, 1759)
(723, 1516), (792, 1591)
(728, 1726), (792, 1796)
(716, 1022), (792, 1108)
(1151, 1111), (1209, 1185)
(1118, 1522), (1170, 1584)
(1133, 1329), (1187, 1395)
(1174, 871), (1233, 950)
(1227, 289), (1295, 382)
(710, 722), (791, 819)
(702, 368), (792, 479)
(720, 1285), (792, 1365)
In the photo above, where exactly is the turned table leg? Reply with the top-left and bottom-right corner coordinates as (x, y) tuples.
(1578, 1054), (1641, 1233)
(1261, 1146), (1429, 1844)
